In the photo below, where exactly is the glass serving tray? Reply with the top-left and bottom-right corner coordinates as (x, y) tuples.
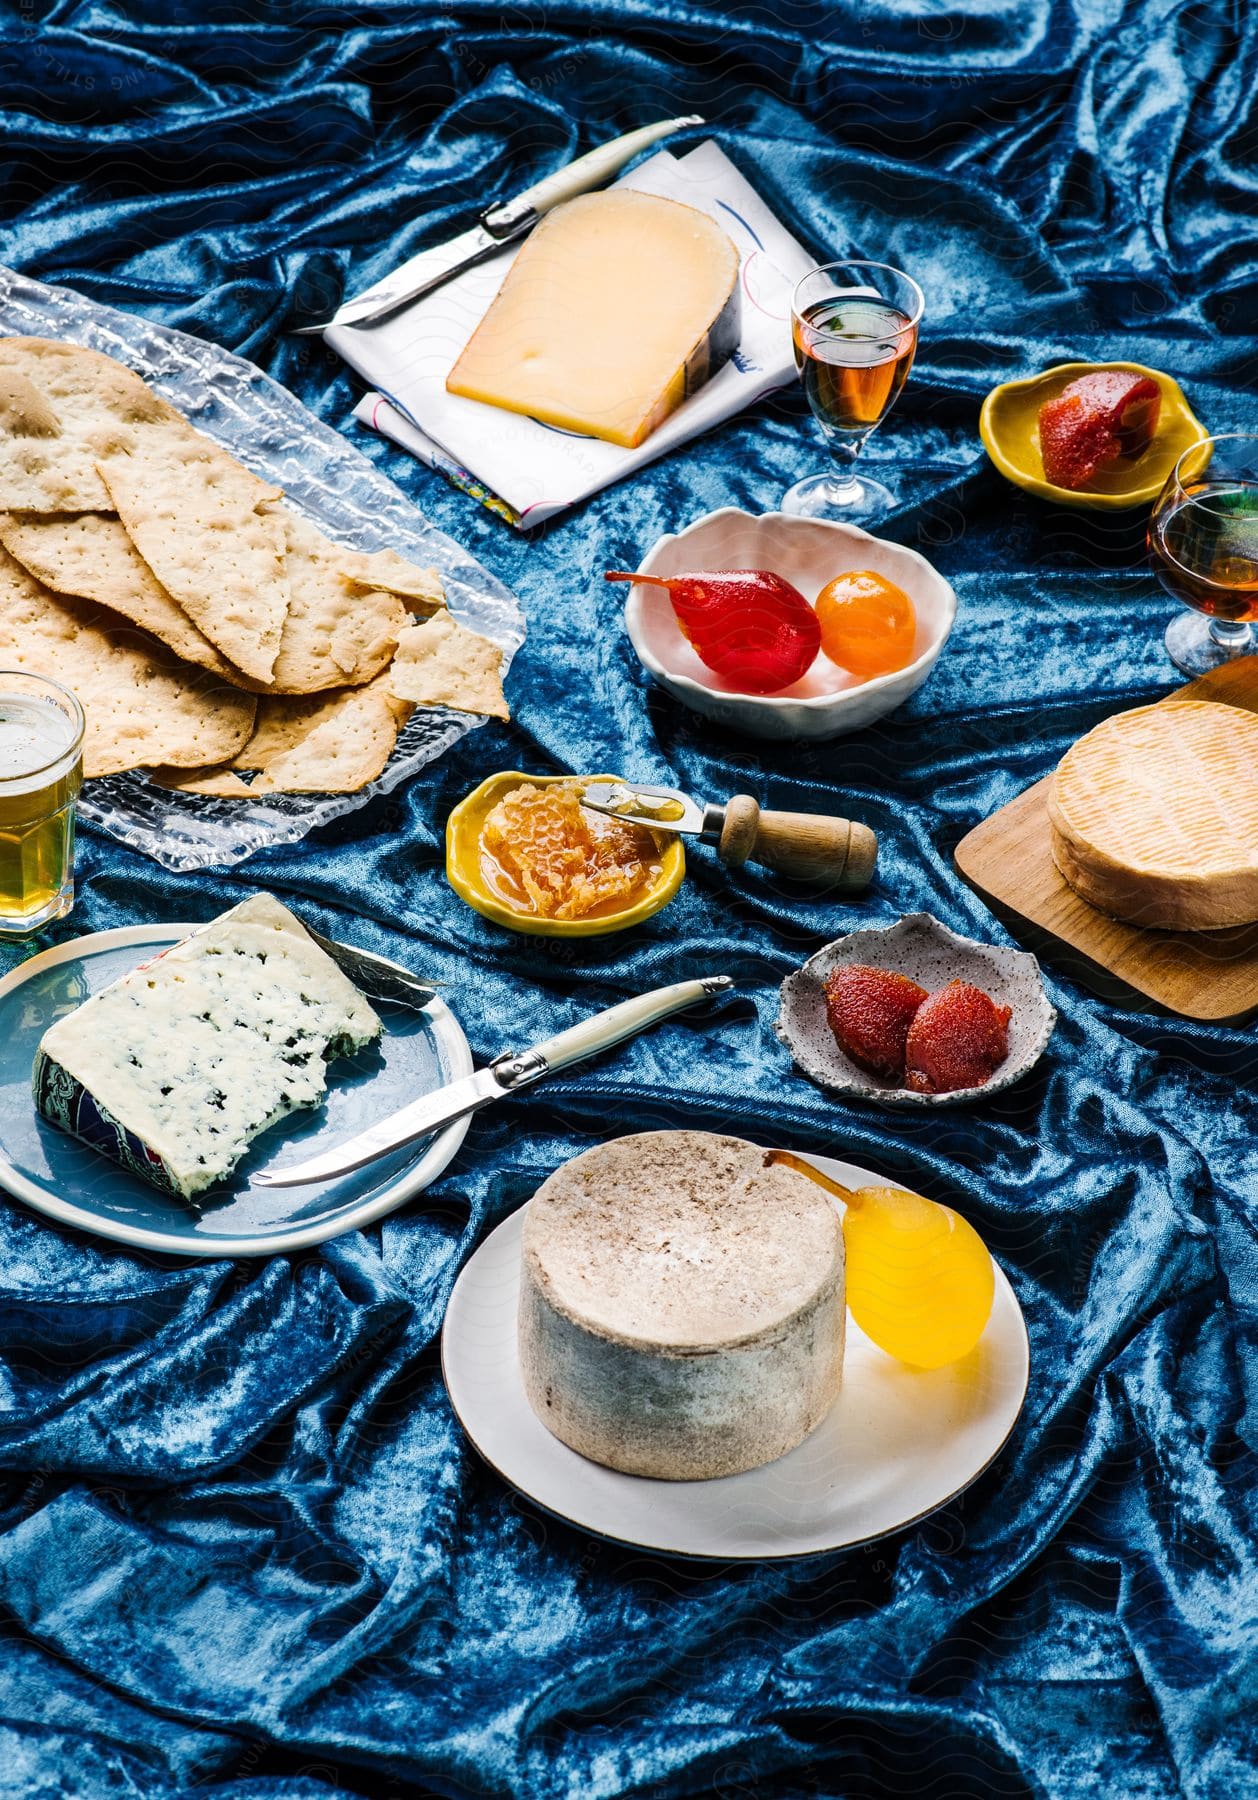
(0, 264), (526, 872)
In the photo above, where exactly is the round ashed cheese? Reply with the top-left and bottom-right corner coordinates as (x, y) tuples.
(1047, 700), (1258, 931)
(519, 1131), (845, 1481)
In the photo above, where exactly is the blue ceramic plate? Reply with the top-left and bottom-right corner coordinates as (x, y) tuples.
(0, 925), (473, 1258)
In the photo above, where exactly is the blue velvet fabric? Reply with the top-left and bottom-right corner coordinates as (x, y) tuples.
(1, 5), (1256, 1797)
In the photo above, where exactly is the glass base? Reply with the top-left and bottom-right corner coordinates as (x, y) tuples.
(781, 470), (896, 524)
(0, 879), (74, 940)
(1164, 611), (1257, 677)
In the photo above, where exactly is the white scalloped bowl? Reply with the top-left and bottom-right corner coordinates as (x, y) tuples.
(622, 508), (957, 741)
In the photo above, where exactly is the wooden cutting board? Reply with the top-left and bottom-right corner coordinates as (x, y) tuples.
(954, 658), (1258, 1024)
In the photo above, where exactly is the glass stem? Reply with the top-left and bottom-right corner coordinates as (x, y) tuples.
(825, 436), (866, 503)
(1208, 616), (1255, 650)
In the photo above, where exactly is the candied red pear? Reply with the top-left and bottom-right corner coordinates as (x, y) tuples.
(904, 980), (1012, 1094)
(1038, 371), (1162, 490)
(823, 963), (928, 1079)
(606, 567), (821, 694)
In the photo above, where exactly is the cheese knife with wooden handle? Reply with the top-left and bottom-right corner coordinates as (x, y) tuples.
(580, 780), (877, 890)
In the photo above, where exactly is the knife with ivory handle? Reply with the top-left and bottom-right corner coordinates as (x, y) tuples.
(298, 115), (704, 333)
(580, 780), (879, 890)
(254, 974), (733, 1187)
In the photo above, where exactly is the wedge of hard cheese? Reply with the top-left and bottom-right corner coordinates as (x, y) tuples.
(1047, 700), (1258, 930)
(445, 191), (741, 449)
(33, 893), (381, 1198)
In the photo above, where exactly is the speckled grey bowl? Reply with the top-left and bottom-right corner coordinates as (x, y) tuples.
(777, 912), (1057, 1108)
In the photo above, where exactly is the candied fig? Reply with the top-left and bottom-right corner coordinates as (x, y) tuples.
(904, 980), (1012, 1094)
(823, 963), (928, 1079)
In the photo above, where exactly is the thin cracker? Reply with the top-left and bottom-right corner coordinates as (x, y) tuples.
(0, 544), (256, 777)
(98, 439), (288, 684)
(336, 547), (446, 614)
(147, 764), (256, 797)
(0, 337), (191, 512)
(0, 510), (234, 677)
(231, 508), (408, 694)
(235, 680), (409, 794)
(386, 613), (509, 720)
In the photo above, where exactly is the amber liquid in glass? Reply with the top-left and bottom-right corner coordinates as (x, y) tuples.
(792, 297), (918, 435)
(1149, 482), (1258, 621)
(0, 698), (81, 926)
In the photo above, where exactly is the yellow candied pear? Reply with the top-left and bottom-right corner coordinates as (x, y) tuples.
(768, 1154), (995, 1369)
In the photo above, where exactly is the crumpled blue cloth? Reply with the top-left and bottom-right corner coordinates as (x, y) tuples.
(0, 5), (1256, 1799)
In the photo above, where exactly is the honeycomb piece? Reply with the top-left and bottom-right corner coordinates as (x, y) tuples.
(480, 783), (664, 920)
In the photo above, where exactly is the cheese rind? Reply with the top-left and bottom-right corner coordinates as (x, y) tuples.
(519, 1131), (845, 1480)
(1047, 700), (1258, 930)
(34, 894), (381, 1198)
(445, 191), (741, 449)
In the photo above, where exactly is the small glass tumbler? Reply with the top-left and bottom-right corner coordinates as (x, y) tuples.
(0, 672), (85, 938)
(783, 260), (925, 524)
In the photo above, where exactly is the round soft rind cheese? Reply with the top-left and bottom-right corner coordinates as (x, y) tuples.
(1047, 700), (1258, 930)
(519, 1130), (845, 1481)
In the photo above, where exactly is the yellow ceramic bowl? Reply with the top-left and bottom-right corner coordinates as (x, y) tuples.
(979, 361), (1207, 511)
(445, 771), (686, 938)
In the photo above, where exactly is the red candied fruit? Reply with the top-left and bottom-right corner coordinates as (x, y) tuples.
(1038, 371), (1161, 491)
(605, 567), (821, 694)
(824, 964), (928, 1079)
(904, 980), (1012, 1095)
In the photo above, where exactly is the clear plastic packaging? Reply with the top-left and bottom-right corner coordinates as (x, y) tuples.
(0, 265), (526, 871)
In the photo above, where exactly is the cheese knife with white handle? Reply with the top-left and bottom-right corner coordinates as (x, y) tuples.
(298, 116), (704, 333)
(255, 974), (733, 1187)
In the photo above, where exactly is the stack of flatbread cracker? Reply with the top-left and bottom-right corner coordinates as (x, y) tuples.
(0, 337), (510, 794)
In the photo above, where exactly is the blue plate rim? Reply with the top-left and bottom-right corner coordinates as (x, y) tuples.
(0, 923), (474, 1259)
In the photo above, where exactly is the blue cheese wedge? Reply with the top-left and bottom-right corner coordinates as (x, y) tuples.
(33, 893), (381, 1198)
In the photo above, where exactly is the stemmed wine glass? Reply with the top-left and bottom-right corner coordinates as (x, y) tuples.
(1148, 434), (1258, 676)
(782, 260), (924, 524)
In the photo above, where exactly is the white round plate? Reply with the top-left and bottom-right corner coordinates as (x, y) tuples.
(0, 924), (473, 1258)
(442, 1151), (1030, 1560)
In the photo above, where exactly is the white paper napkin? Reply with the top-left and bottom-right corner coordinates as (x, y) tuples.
(331, 141), (816, 528)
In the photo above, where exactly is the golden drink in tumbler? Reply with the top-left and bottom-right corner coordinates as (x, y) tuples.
(0, 674), (84, 936)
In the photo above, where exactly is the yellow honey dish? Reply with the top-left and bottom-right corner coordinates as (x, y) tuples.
(446, 771), (686, 938)
(979, 361), (1207, 511)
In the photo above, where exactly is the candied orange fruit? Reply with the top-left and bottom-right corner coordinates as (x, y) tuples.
(479, 783), (666, 921)
(815, 570), (917, 679)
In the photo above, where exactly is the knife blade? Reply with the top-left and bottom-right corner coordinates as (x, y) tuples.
(303, 923), (437, 1013)
(580, 780), (711, 836)
(254, 973), (733, 1187)
(301, 114), (704, 334)
(303, 221), (521, 335)
(579, 780), (879, 890)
